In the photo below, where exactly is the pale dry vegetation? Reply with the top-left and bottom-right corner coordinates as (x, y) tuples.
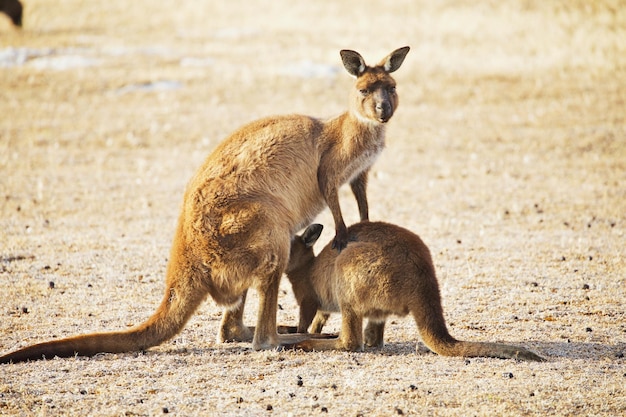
(1, 0), (625, 416)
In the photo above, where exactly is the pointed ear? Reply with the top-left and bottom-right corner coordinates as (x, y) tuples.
(340, 49), (366, 77)
(301, 224), (323, 248)
(380, 46), (410, 73)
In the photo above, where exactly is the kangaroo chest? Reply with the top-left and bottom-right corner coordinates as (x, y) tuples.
(342, 136), (384, 183)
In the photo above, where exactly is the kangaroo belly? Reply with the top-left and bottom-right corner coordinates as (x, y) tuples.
(319, 298), (341, 313)
(363, 305), (410, 319)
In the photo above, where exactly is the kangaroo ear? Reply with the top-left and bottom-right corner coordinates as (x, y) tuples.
(340, 49), (366, 77)
(380, 46), (410, 73)
(302, 224), (323, 248)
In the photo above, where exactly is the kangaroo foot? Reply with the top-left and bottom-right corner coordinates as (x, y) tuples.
(363, 321), (385, 348)
(217, 322), (254, 343)
(277, 325), (298, 334)
(282, 334), (341, 352)
(278, 333), (314, 346)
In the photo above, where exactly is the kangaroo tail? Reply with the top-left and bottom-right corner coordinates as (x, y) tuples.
(444, 340), (545, 362)
(414, 309), (545, 362)
(420, 328), (545, 361)
(0, 276), (207, 364)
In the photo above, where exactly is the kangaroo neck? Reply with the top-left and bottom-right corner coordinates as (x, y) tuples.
(322, 111), (386, 152)
(345, 110), (385, 138)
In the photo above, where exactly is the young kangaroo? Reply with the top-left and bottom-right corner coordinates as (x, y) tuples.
(0, 47), (410, 364)
(285, 222), (545, 361)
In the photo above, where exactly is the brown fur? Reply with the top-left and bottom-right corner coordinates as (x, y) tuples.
(285, 222), (545, 361)
(0, 47), (410, 363)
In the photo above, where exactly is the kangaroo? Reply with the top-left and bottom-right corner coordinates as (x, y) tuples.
(0, 0), (22, 26)
(285, 222), (545, 361)
(0, 47), (410, 364)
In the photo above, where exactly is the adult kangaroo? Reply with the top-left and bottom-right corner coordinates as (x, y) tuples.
(0, 47), (410, 364)
(285, 222), (545, 361)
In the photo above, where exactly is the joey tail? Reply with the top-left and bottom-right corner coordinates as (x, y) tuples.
(0, 276), (207, 364)
(414, 310), (545, 362)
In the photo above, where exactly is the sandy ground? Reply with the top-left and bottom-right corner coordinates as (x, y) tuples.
(1, 0), (625, 416)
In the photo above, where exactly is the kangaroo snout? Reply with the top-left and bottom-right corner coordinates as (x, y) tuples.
(375, 100), (392, 123)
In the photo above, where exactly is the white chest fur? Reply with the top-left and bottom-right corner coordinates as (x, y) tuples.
(344, 136), (384, 184)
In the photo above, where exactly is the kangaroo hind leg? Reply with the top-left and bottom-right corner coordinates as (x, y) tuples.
(310, 311), (330, 333)
(252, 267), (309, 349)
(288, 306), (363, 352)
(217, 290), (254, 343)
(364, 319), (385, 348)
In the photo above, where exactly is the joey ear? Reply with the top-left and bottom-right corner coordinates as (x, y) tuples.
(340, 49), (366, 77)
(380, 46), (410, 73)
(302, 224), (323, 248)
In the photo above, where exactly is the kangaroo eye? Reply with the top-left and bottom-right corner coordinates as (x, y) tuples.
(388, 86), (396, 94)
(359, 88), (370, 96)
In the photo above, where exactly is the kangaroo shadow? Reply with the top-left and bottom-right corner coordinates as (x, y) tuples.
(524, 340), (625, 360)
(97, 333), (625, 362)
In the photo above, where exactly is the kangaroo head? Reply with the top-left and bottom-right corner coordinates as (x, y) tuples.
(341, 46), (410, 124)
(287, 224), (323, 274)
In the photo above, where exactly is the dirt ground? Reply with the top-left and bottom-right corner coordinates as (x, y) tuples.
(1, 0), (625, 416)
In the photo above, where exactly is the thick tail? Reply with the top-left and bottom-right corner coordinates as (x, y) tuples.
(424, 336), (545, 362)
(0, 278), (207, 364)
(413, 299), (545, 362)
(445, 340), (545, 362)
(417, 318), (545, 362)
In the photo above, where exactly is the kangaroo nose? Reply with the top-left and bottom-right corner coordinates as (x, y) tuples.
(376, 102), (392, 122)
(376, 101), (391, 112)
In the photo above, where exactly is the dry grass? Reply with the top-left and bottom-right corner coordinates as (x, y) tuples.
(1, 0), (625, 416)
